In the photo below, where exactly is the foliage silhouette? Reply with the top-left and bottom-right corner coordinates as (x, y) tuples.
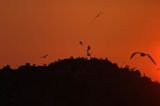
(0, 57), (160, 106)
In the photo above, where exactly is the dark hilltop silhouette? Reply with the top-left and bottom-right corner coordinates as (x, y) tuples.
(0, 57), (160, 106)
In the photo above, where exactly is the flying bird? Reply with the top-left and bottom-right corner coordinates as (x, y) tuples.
(41, 55), (48, 59)
(87, 45), (91, 52)
(94, 12), (104, 20)
(130, 52), (157, 65)
(79, 41), (83, 45)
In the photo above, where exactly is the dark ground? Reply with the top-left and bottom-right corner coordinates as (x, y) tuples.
(0, 57), (160, 106)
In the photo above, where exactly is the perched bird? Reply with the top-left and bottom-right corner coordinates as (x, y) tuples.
(41, 55), (48, 59)
(87, 45), (91, 52)
(79, 41), (83, 45)
(130, 52), (157, 65)
(94, 12), (104, 20)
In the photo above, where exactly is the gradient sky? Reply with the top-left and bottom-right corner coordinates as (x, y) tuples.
(0, 0), (160, 81)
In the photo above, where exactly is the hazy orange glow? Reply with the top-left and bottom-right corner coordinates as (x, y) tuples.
(0, 0), (160, 81)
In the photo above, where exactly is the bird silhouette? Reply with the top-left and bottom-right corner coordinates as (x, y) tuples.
(41, 55), (48, 59)
(87, 45), (91, 52)
(79, 41), (83, 45)
(94, 12), (104, 20)
(130, 52), (157, 65)
(87, 52), (92, 58)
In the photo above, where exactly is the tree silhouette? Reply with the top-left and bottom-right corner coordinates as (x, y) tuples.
(0, 57), (160, 106)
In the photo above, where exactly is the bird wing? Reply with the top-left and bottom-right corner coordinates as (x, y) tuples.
(94, 12), (104, 19)
(79, 41), (83, 45)
(146, 54), (157, 65)
(130, 52), (140, 59)
(87, 45), (91, 52)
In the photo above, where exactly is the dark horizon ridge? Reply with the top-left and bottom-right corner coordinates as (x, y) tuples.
(0, 57), (160, 106)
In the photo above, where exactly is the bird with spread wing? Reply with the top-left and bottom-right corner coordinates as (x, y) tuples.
(94, 12), (104, 20)
(130, 52), (157, 65)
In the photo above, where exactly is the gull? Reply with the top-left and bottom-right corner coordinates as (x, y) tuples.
(79, 41), (83, 45)
(94, 12), (104, 20)
(87, 45), (91, 53)
(130, 52), (157, 65)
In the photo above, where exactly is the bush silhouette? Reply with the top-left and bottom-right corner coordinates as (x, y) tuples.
(0, 57), (160, 106)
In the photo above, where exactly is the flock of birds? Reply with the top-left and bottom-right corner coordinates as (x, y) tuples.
(79, 41), (160, 71)
(40, 11), (160, 70)
(80, 41), (157, 65)
(40, 11), (104, 59)
(41, 42), (159, 70)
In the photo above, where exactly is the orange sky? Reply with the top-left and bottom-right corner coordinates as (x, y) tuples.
(0, 0), (160, 81)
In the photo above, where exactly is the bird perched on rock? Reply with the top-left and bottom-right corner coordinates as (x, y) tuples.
(130, 52), (157, 65)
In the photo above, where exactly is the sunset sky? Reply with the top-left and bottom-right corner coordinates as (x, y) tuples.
(0, 0), (160, 81)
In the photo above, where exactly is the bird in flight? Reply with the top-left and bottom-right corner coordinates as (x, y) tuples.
(79, 41), (83, 45)
(94, 11), (104, 20)
(41, 55), (48, 59)
(87, 45), (91, 53)
(130, 52), (157, 65)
